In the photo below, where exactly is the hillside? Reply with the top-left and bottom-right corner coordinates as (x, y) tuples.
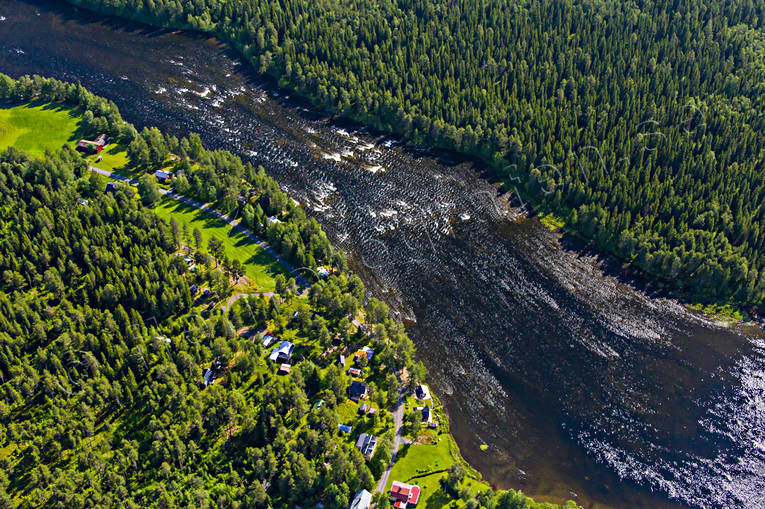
(63, 0), (765, 309)
(0, 74), (578, 508)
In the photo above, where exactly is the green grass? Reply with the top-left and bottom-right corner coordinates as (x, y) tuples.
(84, 143), (131, 173)
(153, 197), (288, 291)
(387, 437), (490, 507)
(0, 102), (83, 157)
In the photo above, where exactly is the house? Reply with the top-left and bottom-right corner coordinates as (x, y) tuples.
(155, 170), (171, 182)
(350, 489), (372, 509)
(337, 354), (346, 367)
(269, 340), (295, 362)
(105, 182), (118, 194)
(76, 134), (108, 154)
(355, 433), (377, 459)
(262, 332), (277, 348)
(348, 367), (361, 377)
(390, 481), (421, 508)
(421, 406), (432, 424)
(348, 381), (368, 401)
(202, 368), (215, 387)
(278, 363), (292, 375)
(368, 407), (378, 415)
(428, 421), (438, 429)
(415, 384), (431, 401)
(267, 215), (281, 225)
(354, 346), (374, 362)
(358, 403), (369, 415)
(338, 424), (352, 434)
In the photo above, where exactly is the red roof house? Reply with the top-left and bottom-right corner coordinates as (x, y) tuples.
(390, 481), (420, 507)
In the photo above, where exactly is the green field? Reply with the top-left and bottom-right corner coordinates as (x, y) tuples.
(153, 197), (287, 291)
(0, 102), (83, 157)
(387, 437), (489, 508)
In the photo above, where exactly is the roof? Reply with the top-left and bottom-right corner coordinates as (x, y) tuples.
(416, 384), (431, 400)
(348, 380), (367, 398)
(350, 489), (372, 509)
(155, 170), (171, 180)
(267, 215), (282, 224)
(348, 367), (361, 376)
(391, 481), (420, 505)
(338, 424), (352, 433)
(269, 340), (294, 361)
(278, 363), (291, 374)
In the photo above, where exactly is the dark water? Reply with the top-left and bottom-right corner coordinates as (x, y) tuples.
(3, 2), (765, 507)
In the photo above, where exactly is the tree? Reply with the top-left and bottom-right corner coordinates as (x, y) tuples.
(137, 174), (160, 207)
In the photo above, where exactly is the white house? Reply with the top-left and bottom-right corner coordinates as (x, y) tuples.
(269, 340), (295, 362)
(349, 489), (372, 509)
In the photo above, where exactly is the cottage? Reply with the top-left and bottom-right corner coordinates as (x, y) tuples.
(278, 363), (292, 375)
(347, 367), (361, 377)
(267, 215), (282, 225)
(355, 346), (374, 362)
(337, 354), (346, 367)
(76, 134), (108, 154)
(155, 170), (171, 182)
(338, 424), (352, 434)
(358, 403), (369, 415)
(269, 340), (295, 362)
(390, 481), (420, 508)
(415, 384), (432, 401)
(348, 380), (368, 401)
(355, 433), (377, 459)
(350, 489), (373, 509)
(421, 406), (432, 424)
(262, 332), (277, 348)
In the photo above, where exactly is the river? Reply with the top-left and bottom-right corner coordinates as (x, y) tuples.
(2, 1), (765, 507)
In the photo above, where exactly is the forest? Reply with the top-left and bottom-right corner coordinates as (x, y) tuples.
(0, 75), (576, 508)
(64, 0), (765, 309)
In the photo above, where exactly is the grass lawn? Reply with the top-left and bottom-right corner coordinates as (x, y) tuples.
(84, 143), (131, 174)
(0, 102), (83, 157)
(153, 197), (288, 291)
(387, 436), (490, 508)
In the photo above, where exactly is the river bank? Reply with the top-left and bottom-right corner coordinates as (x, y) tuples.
(3, 2), (765, 508)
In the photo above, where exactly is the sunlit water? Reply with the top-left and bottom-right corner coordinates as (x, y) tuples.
(2, 2), (765, 507)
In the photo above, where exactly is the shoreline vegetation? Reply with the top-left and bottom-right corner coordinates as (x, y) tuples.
(0, 75), (579, 508)
(61, 0), (765, 316)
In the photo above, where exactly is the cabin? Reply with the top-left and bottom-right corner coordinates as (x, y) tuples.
(358, 403), (369, 415)
(348, 367), (361, 377)
(355, 346), (374, 362)
(338, 424), (352, 434)
(278, 363), (292, 375)
(421, 406), (432, 424)
(415, 384), (431, 401)
(269, 340), (295, 362)
(262, 332), (277, 348)
(350, 489), (373, 509)
(267, 215), (282, 225)
(155, 170), (171, 182)
(76, 134), (108, 154)
(348, 381), (368, 401)
(390, 481), (420, 508)
(355, 433), (377, 459)
(337, 354), (346, 367)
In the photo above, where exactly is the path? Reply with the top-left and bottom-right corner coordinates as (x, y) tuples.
(89, 165), (312, 287)
(376, 371), (405, 494)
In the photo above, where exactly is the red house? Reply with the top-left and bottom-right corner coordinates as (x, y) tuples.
(76, 134), (108, 154)
(390, 481), (420, 508)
